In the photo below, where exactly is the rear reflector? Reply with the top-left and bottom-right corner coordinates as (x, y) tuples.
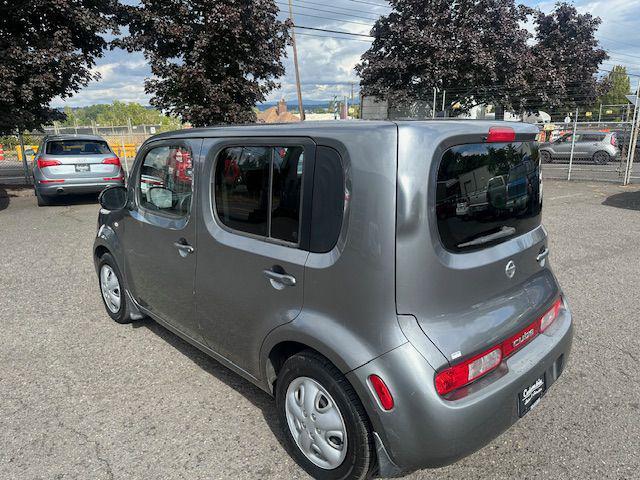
(486, 127), (516, 143)
(102, 157), (121, 167)
(38, 179), (65, 184)
(37, 158), (61, 168)
(103, 175), (124, 181)
(435, 297), (563, 396)
(369, 375), (394, 410)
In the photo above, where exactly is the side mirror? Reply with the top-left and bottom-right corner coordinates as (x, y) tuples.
(99, 186), (128, 211)
(148, 186), (173, 209)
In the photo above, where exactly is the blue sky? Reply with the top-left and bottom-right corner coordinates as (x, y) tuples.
(51, 0), (640, 108)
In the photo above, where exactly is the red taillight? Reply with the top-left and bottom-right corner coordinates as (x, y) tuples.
(487, 127), (516, 143)
(435, 347), (502, 396)
(539, 298), (563, 332)
(37, 158), (61, 168)
(436, 297), (563, 396)
(102, 157), (121, 167)
(611, 134), (617, 146)
(38, 179), (65, 184)
(369, 374), (394, 410)
(103, 175), (124, 181)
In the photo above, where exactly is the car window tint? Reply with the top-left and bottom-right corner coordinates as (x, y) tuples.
(139, 146), (193, 216)
(46, 140), (111, 155)
(213, 145), (305, 243)
(271, 147), (304, 243)
(436, 142), (542, 252)
(214, 146), (271, 237)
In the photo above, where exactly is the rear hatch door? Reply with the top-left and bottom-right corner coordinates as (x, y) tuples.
(395, 122), (559, 363)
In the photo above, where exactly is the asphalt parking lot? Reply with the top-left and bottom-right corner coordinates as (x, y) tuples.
(1, 180), (639, 480)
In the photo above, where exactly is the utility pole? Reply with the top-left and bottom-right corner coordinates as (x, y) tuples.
(350, 83), (354, 101)
(288, 0), (305, 121)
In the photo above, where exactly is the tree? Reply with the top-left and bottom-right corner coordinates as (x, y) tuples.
(530, 2), (608, 113)
(357, 1), (608, 119)
(356, 0), (534, 119)
(594, 65), (631, 109)
(0, 0), (118, 134)
(59, 102), (181, 128)
(116, 0), (290, 126)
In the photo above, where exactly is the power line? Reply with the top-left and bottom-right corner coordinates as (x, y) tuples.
(294, 25), (374, 38)
(283, 1), (382, 21)
(296, 32), (373, 43)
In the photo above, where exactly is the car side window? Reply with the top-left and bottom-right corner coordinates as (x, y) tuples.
(138, 145), (193, 217)
(213, 146), (304, 244)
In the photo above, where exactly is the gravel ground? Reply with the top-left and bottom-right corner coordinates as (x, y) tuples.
(1, 180), (639, 480)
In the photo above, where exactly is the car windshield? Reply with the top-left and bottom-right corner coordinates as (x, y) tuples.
(46, 140), (111, 155)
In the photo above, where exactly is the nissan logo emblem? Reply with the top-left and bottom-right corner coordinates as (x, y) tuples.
(505, 260), (516, 279)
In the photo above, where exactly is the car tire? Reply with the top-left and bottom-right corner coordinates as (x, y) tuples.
(275, 350), (376, 480)
(35, 188), (53, 207)
(593, 151), (610, 164)
(540, 150), (552, 163)
(97, 252), (135, 324)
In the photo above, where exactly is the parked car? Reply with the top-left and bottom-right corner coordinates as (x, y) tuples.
(93, 122), (573, 479)
(539, 130), (618, 164)
(32, 134), (125, 206)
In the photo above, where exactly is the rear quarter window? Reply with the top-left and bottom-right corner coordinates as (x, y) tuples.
(435, 142), (542, 252)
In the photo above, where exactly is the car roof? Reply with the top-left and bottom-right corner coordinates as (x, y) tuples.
(145, 119), (539, 144)
(44, 134), (108, 142)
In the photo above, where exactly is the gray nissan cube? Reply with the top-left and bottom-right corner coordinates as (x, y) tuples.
(93, 121), (573, 479)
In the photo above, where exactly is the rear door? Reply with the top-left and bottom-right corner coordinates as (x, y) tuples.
(194, 138), (312, 378)
(396, 123), (558, 363)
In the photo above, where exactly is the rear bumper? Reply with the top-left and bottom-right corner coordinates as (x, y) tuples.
(36, 180), (124, 195)
(347, 305), (573, 476)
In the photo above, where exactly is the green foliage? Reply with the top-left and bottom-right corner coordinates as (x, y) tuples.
(60, 102), (181, 128)
(116, 0), (291, 126)
(0, 0), (119, 134)
(596, 66), (632, 107)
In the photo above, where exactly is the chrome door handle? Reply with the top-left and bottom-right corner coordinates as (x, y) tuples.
(536, 247), (549, 263)
(173, 241), (195, 256)
(263, 269), (296, 287)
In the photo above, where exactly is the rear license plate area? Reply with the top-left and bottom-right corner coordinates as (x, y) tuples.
(75, 164), (90, 172)
(518, 373), (546, 417)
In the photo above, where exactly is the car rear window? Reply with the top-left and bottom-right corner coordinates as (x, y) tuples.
(435, 142), (542, 252)
(45, 140), (111, 155)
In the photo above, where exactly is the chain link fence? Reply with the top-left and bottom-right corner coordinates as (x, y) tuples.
(537, 121), (638, 183)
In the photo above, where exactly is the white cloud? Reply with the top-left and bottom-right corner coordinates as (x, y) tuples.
(53, 0), (640, 107)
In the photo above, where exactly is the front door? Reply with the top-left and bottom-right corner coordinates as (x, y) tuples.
(122, 139), (203, 342)
(195, 138), (313, 377)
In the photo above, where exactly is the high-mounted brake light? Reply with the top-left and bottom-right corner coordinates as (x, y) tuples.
(102, 157), (121, 167)
(369, 374), (394, 410)
(486, 127), (516, 143)
(436, 297), (564, 396)
(37, 158), (61, 168)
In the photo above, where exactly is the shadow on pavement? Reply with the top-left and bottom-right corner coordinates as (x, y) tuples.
(133, 317), (286, 445)
(0, 186), (8, 211)
(602, 190), (640, 211)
